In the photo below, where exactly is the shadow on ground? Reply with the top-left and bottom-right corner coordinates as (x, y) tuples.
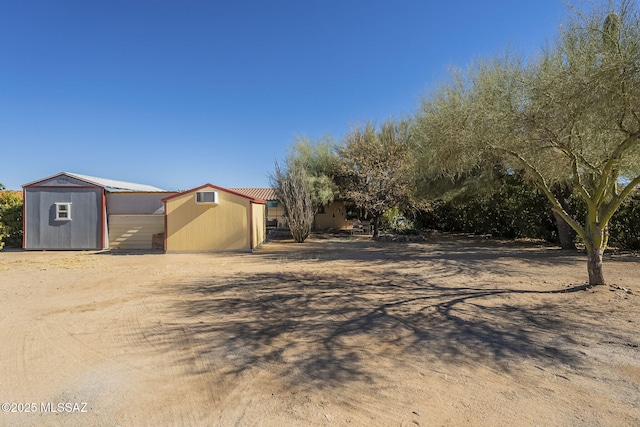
(141, 237), (629, 391)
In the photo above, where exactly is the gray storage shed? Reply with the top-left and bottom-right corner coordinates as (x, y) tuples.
(23, 172), (169, 250)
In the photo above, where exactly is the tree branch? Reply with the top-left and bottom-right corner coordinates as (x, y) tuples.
(601, 174), (640, 226)
(491, 146), (588, 241)
(594, 134), (639, 205)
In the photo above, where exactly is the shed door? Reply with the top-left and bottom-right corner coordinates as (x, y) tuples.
(108, 215), (164, 250)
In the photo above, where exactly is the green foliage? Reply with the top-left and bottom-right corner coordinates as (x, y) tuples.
(380, 206), (403, 228)
(609, 192), (640, 249)
(418, 177), (640, 250)
(569, 190), (640, 250)
(338, 119), (415, 237)
(0, 190), (23, 249)
(286, 135), (339, 208)
(379, 207), (419, 235)
(419, 174), (557, 240)
(414, 0), (640, 284)
(288, 135), (340, 178)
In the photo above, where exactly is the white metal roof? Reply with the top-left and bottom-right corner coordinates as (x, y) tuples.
(66, 172), (167, 192)
(24, 172), (168, 192)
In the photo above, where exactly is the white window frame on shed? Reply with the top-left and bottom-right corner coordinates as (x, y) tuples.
(195, 191), (219, 205)
(55, 202), (72, 220)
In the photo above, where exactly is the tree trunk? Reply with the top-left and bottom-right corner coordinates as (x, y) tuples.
(584, 219), (608, 286)
(586, 247), (606, 286)
(552, 210), (577, 250)
(372, 216), (380, 239)
(551, 184), (577, 250)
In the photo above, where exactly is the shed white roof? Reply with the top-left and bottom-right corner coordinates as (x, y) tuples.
(23, 172), (168, 192)
(66, 172), (167, 192)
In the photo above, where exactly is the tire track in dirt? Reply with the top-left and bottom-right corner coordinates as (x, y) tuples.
(41, 295), (202, 424)
(102, 284), (231, 425)
(8, 273), (190, 424)
(3, 321), (50, 401)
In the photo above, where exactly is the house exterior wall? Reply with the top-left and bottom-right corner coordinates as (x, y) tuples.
(313, 201), (351, 231)
(106, 192), (177, 215)
(251, 202), (266, 249)
(24, 187), (105, 249)
(165, 188), (254, 252)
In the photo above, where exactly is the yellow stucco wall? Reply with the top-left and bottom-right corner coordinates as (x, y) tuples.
(313, 201), (352, 230)
(251, 202), (266, 249)
(165, 188), (257, 252)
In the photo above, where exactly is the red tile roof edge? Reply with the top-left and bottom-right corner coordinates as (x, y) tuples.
(231, 188), (276, 201)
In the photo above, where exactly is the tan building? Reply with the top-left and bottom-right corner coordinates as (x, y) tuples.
(232, 189), (361, 232)
(313, 201), (353, 231)
(231, 187), (285, 228)
(163, 184), (266, 252)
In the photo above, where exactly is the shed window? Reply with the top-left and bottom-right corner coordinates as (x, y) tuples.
(195, 191), (219, 205)
(55, 203), (72, 220)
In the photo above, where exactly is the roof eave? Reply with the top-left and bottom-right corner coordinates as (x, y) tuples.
(162, 183), (267, 204)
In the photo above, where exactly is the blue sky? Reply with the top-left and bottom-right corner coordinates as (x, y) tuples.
(1, 0), (566, 191)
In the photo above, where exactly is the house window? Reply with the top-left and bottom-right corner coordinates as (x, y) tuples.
(55, 203), (72, 220)
(195, 191), (219, 204)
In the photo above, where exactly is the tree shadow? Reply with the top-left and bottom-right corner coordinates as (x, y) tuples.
(252, 236), (585, 283)
(144, 263), (615, 391)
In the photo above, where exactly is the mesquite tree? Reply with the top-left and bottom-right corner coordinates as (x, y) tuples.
(338, 120), (415, 238)
(415, 0), (640, 286)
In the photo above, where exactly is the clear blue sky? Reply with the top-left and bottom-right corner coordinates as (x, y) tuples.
(1, 0), (566, 191)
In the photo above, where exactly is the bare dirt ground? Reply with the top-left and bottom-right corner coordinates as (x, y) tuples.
(0, 233), (638, 427)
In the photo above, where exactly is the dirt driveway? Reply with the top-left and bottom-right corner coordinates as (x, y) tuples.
(0, 234), (638, 426)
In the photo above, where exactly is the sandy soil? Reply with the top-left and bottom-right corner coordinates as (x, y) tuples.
(0, 233), (638, 426)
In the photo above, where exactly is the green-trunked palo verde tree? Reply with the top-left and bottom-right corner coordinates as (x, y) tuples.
(415, 0), (640, 286)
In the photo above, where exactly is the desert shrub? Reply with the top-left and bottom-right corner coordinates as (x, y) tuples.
(0, 191), (23, 249)
(608, 193), (640, 250)
(419, 181), (640, 250)
(419, 176), (556, 241)
(379, 207), (419, 235)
